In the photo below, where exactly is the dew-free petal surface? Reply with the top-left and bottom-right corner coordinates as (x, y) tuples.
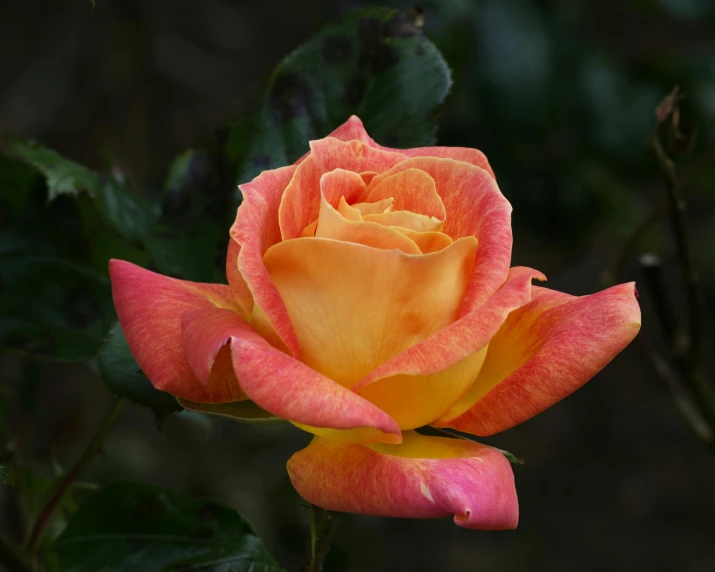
(179, 307), (401, 441)
(231, 165), (301, 357)
(287, 431), (518, 529)
(436, 283), (641, 435)
(366, 157), (512, 313)
(109, 259), (241, 402)
(262, 237), (477, 388)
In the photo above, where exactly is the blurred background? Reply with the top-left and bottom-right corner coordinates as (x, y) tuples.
(2, 0), (715, 571)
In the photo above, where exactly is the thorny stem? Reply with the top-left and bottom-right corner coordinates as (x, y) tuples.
(303, 505), (337, 572)
(25, 399), (126, 553)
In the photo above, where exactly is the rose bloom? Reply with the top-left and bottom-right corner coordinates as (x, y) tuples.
(110, 117), (640, 530)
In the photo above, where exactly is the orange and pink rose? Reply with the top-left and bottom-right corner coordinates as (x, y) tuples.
(110, 116), (640, 529)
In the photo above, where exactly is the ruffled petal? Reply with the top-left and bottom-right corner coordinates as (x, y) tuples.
(354, 267), (544, 391)
(109, 260), (241, 402)
(279, 138), (406, 240)
(262, 236), (477, 388)
(310, 116), (495, 177)
(315, 192), (421, 254)
(365, 157), (512, 313)
(363, 210), (443, 233)
(361, 168), (446, 221)
(225, 238), (253, 319)
(287, 431), (518, 530)
(231, 165), (301, 357)
(436, 283), (641, 435)
(393, 227), (453, 253)
(180, 307), (401, 442)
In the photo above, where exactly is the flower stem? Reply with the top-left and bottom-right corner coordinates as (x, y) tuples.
(303, 505), (337, 572)
(650, 136), (715, 438)
(25, 399), (126, 552)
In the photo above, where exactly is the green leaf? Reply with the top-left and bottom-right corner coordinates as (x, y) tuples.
(232, 7), (452, 189)
(0, 136), (156, 243)
(97, 322), (182, 424)
(53, 482), (284, 572)
(178, 398), (284, 425)
(0, 254), (115, 359)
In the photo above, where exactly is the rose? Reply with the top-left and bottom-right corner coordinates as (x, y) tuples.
(110, 116), (640, 530)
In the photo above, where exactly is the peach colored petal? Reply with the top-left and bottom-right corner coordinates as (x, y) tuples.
(109, 259), (242, 403)
(179, 307), (401, 441)
(363, 210), (443, 233)
(292, 423), (402, 445)
(345, 197), (394, 216)
(366, 157), (512, 314)
(361, 168), (446, 221)
(278, 138), (406, 240)
(360, 171), (380, 186)
(436, 283), (641, 435)
(262, 236), (477, 388)
(393, 227), (453, 253)
(310, 116), (495, 178)
(319, 169), (367, 209)
(315, 193), (421, 254)
(356, 345), (488, 430)
(287, 431), (518, 530)
(225, 238), (253, 319)
(230, 165), (301, 357)
(355, 267), (545, 390)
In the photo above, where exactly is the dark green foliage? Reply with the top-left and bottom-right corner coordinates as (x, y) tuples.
(0, 137), (156, 244)
(0, 254), (114, 359)
(231, 7), (452, 190)
(53, 482), (283, 571)
(97, 323), (183, 424)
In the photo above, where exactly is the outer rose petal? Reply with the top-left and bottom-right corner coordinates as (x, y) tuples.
(436, 283), (641, 435)
(287, 431), (518, 530)
(231, 165), (301, 357)
(365, 157), (512, 313)
(279, 138), (406, 240)
(225, 238), (253, 319)
(262, 236), (477, 388)
(310, 115), (496, 178)
(109, 260), (242, 402)
(180, 307), (401, 443)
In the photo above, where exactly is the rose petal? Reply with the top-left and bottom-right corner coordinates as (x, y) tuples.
(363, 210), (443, 233)
(436, 283), (641, 435)
(109, 259), (242, 402)
(225, 238), (253, 319)
(361, 168), (446, 221)
(354, 267), (544, 389)
(279, 138), (406, 240)
(366, 157), (512, 313)
(393, 227), (453, 253)
(287, 431), (518, 530)
(349, 197), (394, 216)
(311, 115), (496, 177)
(262, 236), (477, 388)
(180, 307), (401, 442)
(315, 192), (421, 254)
(356, 345), (488, 430)
(230, 165), (301, 357)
